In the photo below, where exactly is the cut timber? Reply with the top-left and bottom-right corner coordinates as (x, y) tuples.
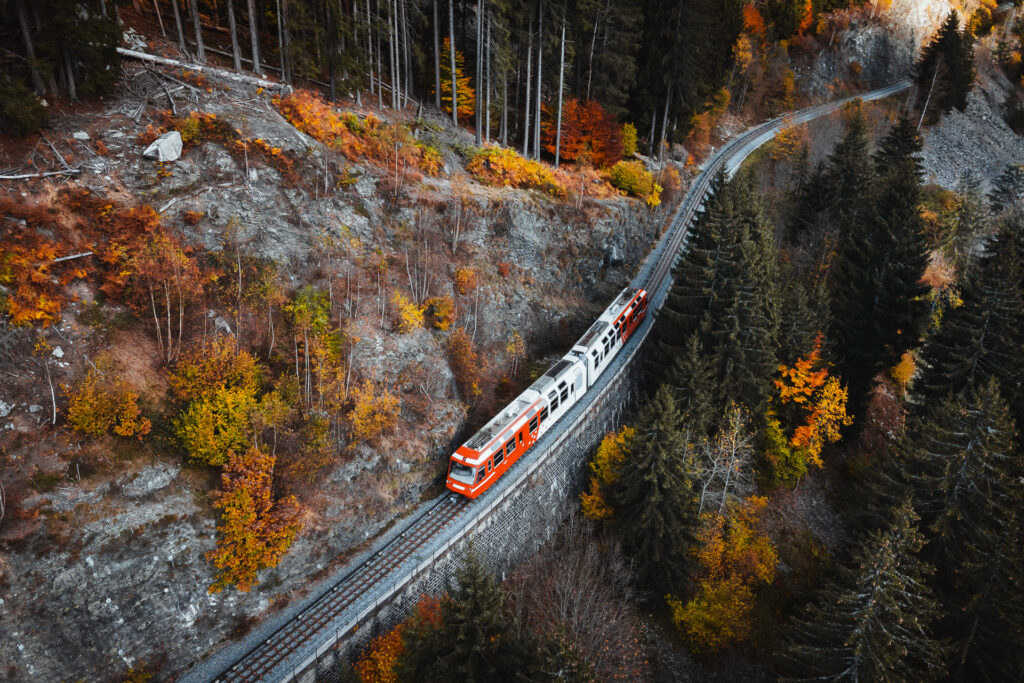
(0, 169), (81, 180)
(115, 47), (292, 93)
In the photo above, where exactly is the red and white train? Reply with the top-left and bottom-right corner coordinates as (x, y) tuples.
(446, 286), (648, 498)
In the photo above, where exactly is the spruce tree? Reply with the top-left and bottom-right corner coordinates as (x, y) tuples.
(900, 379), (1020, 572)
(823, 107), (874, 239)
(669, 333), (716, 437)
(829, 117), (930, 416)
(608, 385), (701, 592)
(914, 227), (1024, 413)
(398, 548), (539, 682)
(782, 501), (947, 682)
(915, 10), (975, 120)
(989, 163), (1024, 216)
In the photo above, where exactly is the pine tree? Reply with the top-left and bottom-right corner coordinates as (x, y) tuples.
(914, 227), (1024, 413)
(915, 10), (975, 120)
(829, 116), (930, 416)
(608, 385), (701, 592)
(398, 548), (539, 681)
(669, 333), (716, 437)
(823, 107), (874, 239)
(989, 163), (1024, 216)
(900, 379), (1020, 571)
(782, 501), (948, 682)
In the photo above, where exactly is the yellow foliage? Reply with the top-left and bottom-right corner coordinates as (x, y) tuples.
(454, 267), (478, 295)
(466, 147), (567, 197)
(391, 290), (424, 333)
(175, 385), (258, 467)
(608, 160), (661, 206)
(580, 426), (635, 521)
(168, 336), (262, 402)
(771, 123), (807, 162)
(65, 364), (152, 439)
(208, 445), (301, 593)
(670, 497), (777, 653)
(423, 295), (455, 330)
(349, 379), (400, 446)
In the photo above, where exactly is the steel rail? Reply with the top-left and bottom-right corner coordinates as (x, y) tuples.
(196, 79), (910, 683)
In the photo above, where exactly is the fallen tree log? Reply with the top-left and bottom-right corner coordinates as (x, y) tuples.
(0, 169), (81, 180)
(116, 47), (292, 93)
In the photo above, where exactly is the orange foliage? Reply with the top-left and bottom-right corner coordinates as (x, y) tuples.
(453, 267), (478, 294)
(354, 597), (440, 683)
(348, 379), (400, 446)
(669, 497), (777, 653)
(168, 336), (262, 402)
(422, 295), (455, 330)
(541, 99), (624, 167)
(447, 327), (483, 401)
(208, 445), (301, 593)
(274, 90), (441, 176)
(743, 4), (767, 36)
(580, 426), (635, 521)
(797, 0), (815, 34)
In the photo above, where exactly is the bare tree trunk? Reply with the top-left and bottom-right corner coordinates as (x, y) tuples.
(153, 0), (167, 37)
(500, 71), (508, 145)
(401, 0), (412, 108)
(365, 0), (374, 98)
(65, 47), (79, 100)
(276, 0), (286, 81)
(449, 0), (457, 125)
(533, 0), (543, 161)
(226, 0), (242, 70)
(172, 0), (187, 54)
(522, 21), (532, 156)
(190, 0), (206, 63)
(475, 0), (483, 145)
(389, 0), (398, 109)
(917, 64), (940, 133)
(659, 84), (671, 162)
(485, 8), (491, 142)
(246, 0), (261, 74)
(433, 0), (441, 108)
(586, 2), (601, 101)
(554, 13), (565, 167)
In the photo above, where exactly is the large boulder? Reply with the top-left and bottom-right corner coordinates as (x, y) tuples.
(143, 131), (183, 162)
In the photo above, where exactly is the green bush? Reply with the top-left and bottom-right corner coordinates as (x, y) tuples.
(0, 76), (49, 137)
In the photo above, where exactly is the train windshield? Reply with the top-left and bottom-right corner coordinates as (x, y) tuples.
(449, 461), (477, 485)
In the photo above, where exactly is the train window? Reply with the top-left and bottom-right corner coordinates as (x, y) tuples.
(539, 407), (549, 422)
(494, 450), (504, 466)
(529, 416), (538, 432)
(505, 438), (515, 456)
(449, 461), (476, 484)
(518, 432), (524, 446)
(560, 387), (569, 402)
(487, 460), (492, 473)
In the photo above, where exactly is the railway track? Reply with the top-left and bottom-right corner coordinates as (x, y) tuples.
(193, 79), (910, 683)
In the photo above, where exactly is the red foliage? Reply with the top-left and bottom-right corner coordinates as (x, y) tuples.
(542, 99), (624, 168)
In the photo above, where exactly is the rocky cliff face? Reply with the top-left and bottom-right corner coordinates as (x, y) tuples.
(0, 58), (669, 681)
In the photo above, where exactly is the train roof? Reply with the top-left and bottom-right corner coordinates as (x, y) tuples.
(464, 392), (537, 452)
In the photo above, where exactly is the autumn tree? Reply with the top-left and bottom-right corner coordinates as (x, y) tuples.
(175, 385), (258, 467)
(167, 336), (262, 402)
(348, 379), (400, 446)
(763, 334), (852, 485)
(541, 98), (624, 167)
(208, 445), (301, 593)
(131, 232), (203, 365)
(782, 501), (948, 681)
(436, 37), (475, 120)
(580, 425), (636, 521)
(668, 496), (778, 653)
(696, 404), (756, 515)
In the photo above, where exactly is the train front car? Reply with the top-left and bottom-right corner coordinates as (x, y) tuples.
(446, 388), (545, 498)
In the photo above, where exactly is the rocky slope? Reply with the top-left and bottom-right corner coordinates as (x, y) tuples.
(0, 57), (671, 681)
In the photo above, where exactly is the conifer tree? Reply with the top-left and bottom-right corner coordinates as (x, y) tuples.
(607, 385), (701, 592)
(398, 548), (539, 681)
(829, 117), (930, 415)
(915, 10), (975, 120)
(989, 163), (1024, 216)
(782, 501), (947, 682)
(670, 334), (716, 437)
(900, 379), (1020, 572)
(823, 107), (874, 239)
(914, 227), (1024, 412)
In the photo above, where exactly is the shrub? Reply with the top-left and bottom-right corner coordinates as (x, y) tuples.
(422, 295), (455, 330)
(454, 267), (478, 295)
(175, 385), (257, 466)
(0, 76), (49, 137)
(497, 262), (511, 278)
(391, 290), (424, 333)
(609, 161), (662, 206)
(168, 336), (262, 402)
(466, 147), (566, 197)
(65, 365), (152, 439)
(349, 379), (400, 446)
(622, 123), (638, 158)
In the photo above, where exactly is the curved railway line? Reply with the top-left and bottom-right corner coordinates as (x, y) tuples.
(190, 79), (911, 683)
